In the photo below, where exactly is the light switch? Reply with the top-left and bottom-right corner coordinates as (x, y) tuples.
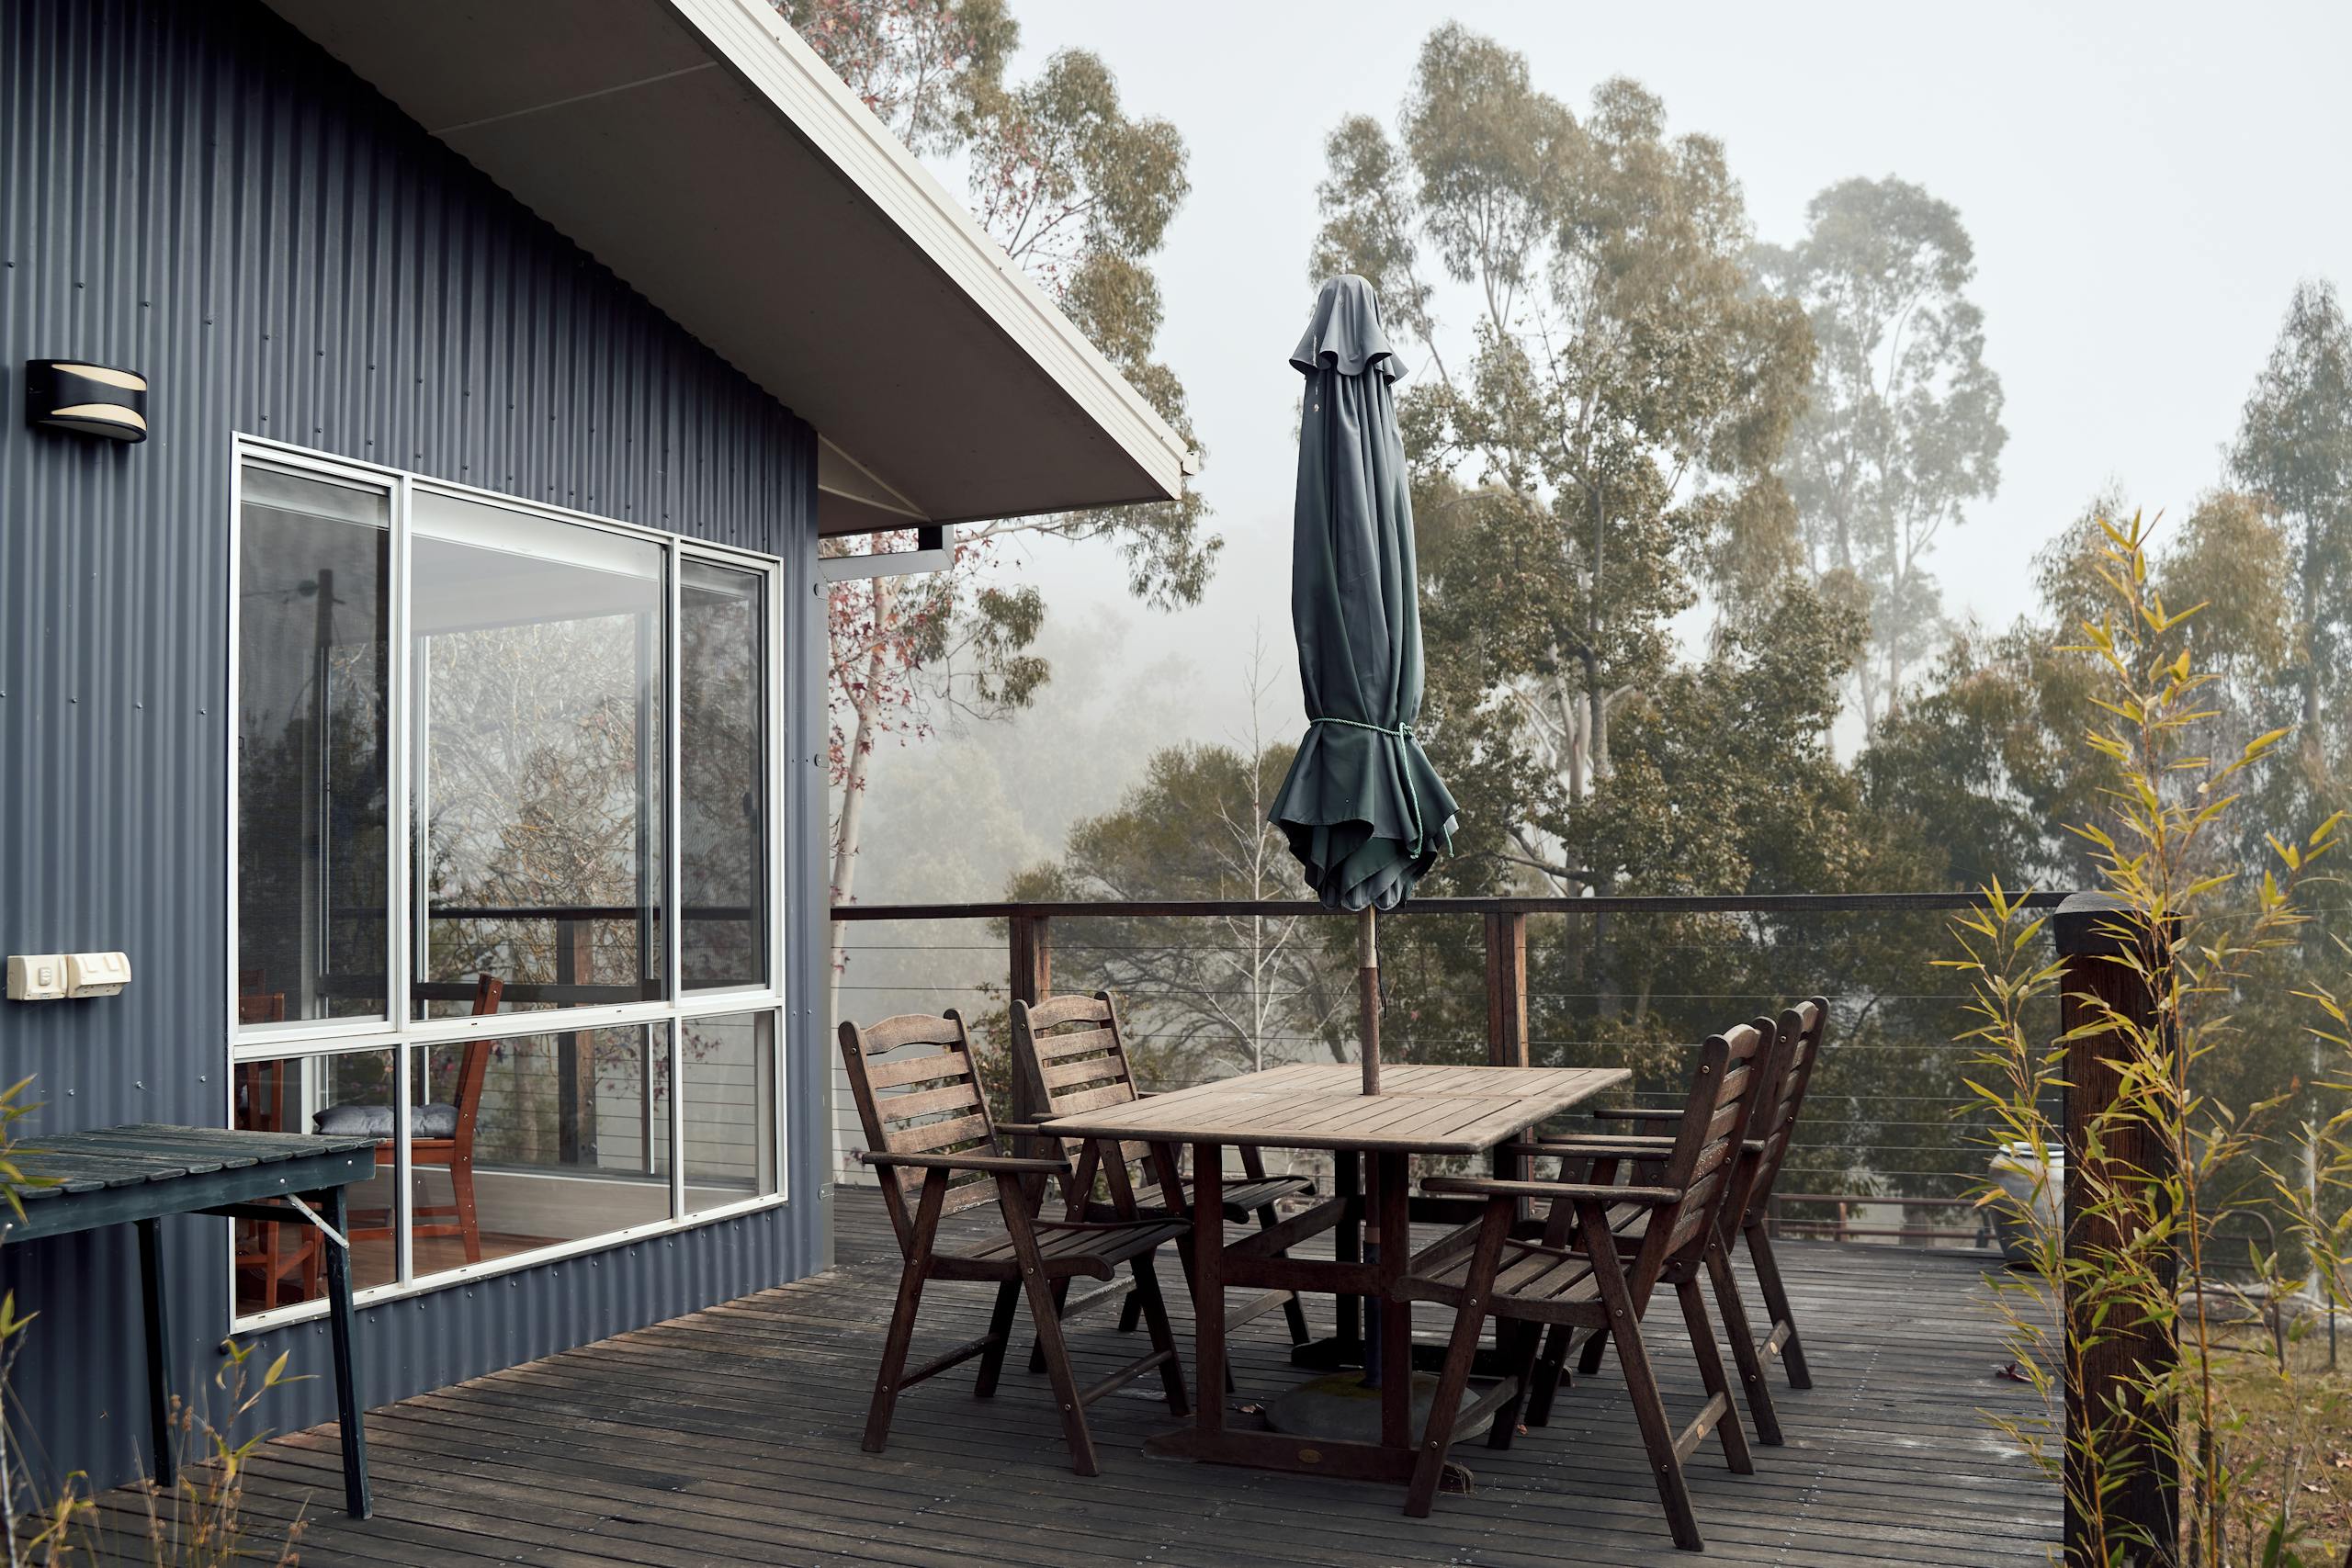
(63, 952), (131, 998)
(6, 955), (67, 1001)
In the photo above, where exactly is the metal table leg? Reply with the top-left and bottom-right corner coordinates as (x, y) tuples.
(137, 1216), (175, 1489)
(318, 1186), (371, 1518)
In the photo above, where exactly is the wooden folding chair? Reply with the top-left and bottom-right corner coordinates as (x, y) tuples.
(839, 1009), (1191, 1476)
(1009, 992), (1314, 1364)
(1565, 995), (1830, 1441)
(1395, 1018), (1782, 1547)
(316, 972), (504, 1265)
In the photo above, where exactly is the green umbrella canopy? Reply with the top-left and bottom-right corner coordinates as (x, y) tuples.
(1268, 276), (1459, 912)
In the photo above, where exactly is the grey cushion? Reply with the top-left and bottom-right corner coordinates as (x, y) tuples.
(312, 1102), (459, 1139)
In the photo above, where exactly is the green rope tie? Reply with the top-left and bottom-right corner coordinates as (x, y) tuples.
(1307, 715), (1426, 861)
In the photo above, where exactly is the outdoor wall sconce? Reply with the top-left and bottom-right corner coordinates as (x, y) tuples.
(24, 360), (148, 442)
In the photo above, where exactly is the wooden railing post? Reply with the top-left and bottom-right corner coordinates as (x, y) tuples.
(1483, 910), (1529, 1067)
(556, 916), (594, 1165)
(1006, 915), (1052, 1128)
(2052, 891), (2178, 1566)
(1008, 914), (1051, 1010)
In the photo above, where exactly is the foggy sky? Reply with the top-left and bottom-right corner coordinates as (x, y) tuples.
(973, 0), (2352, 758)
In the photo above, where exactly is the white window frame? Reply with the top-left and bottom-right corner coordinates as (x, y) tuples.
(225, 434), (790, 1334)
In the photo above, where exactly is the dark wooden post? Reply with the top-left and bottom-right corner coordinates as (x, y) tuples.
(1483, 910), (1530, 1067)
(2052, 890), (2178, 1566)
(1007, 914), (1051, 1010)
(556, 916), (594, 1164)
(1006, 915), (1052, 1128)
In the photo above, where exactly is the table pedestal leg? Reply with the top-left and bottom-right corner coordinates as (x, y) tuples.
(1375, 1151), (1411, 1449)
(138, 1216), (175, 1489)
(1191, 1143), (1225, 1440)
(1334, 1149), (1362, 1361)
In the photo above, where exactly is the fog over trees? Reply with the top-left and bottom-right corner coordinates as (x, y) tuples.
(797, 4), (2352, 1215)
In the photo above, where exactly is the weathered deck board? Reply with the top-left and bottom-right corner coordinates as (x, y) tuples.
(92, 1190), (2059, 1566)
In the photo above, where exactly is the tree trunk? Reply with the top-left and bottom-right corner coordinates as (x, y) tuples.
(1580, 647), (1608, 785)
(825, 578), (894, 1043)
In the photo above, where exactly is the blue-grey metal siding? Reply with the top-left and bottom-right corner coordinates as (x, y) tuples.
(0, 0), (831, 1488)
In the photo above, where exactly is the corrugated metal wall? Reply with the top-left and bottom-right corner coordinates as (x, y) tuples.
(0, 0), (831, 1487)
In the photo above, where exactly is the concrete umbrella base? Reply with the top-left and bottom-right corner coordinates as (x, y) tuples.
(1261, 1370), (1483, 1447)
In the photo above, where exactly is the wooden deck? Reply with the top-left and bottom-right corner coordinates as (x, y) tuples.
(96, 1191), (2060, 1567)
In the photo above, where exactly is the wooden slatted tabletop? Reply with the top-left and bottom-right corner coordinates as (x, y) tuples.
(6, 1123), (381, 1239)
(1041, 1062), (1629, 1155)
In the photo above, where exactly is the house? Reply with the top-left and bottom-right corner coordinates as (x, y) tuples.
(0, 0), (1190, 1488)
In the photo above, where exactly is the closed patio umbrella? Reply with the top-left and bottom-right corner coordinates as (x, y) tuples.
(1269, 275), (1458, 1093)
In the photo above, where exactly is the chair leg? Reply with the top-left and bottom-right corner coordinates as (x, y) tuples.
(1676, 1276), (1754, 1475)
(1484, 1318), (1545, 1450)
(1018, 1267), (1101, 1476)
(864, 1261), (930, 1455)
(1117, 1287), (1144, 1336)
(1526, 1323), (1574, 1426)
(1577, 1319), (1611, 1377)
(1744, 1220), (1811, 1389)
(451, 1162), (483, 1265)
(1259, 1202), (1313, 1346)
(1405, 1204), (1511, 1517)
(1614, 1304), (1704, 1551)
(1404, 1300), (1490, 1517)
(1705, 1234), (1782, 1445)
(1577, 1197), (1702, 1551)
(974, 1280), (1022, 1399)
(996, 1174), (1102, 1476)
(1027, 1279), (1072, 1375)
(865, 1170), (947, 1454)
(1127, 1255), (1190, 1417)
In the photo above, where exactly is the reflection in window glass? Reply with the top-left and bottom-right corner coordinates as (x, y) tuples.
(232, 1049), (398, 1314)
(237, 466), (390, 1025)
(409, 1022), (667, 1279)
(411, 492), (665, 1018)
(681, 561), (767, 990)
(681, 1011), (777, 1212)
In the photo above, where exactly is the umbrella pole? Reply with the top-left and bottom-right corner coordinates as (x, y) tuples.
(1359, 902), (1382, 1386)
(1358, 905), (1381, 1096)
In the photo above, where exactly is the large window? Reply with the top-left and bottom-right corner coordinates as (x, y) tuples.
(231, 442), (786, 1328)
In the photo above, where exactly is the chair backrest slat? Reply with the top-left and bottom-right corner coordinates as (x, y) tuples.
(1034, 1030), (1119, 1065)
(1039, 1052), (1126, 1091)
(1022, 994), (1113, 1032)
(864, 1048), (973, 1091)
(885, 1111), (992, 1155)
(838, 1010), (1007, 1247)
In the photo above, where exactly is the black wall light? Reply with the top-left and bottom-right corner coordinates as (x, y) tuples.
(24, 360), (148, 442)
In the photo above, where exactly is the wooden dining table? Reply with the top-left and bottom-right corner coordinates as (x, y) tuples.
(1038, 1060), (1628, 1484)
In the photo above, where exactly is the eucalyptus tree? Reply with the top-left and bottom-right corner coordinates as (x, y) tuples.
(1309, 25), (1813, 895)
(785, 0), (1219, 1025)
(1754, 177), (2006, 729)
(2230, 278), (2352, 793)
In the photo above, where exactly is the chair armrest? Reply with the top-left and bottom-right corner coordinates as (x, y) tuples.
(857, 1150), (1070, 1177)
(1510, 1136), (1765, 1157)
(1503, 1137), (1670, 1158)
(1592, 1106), (1682, 1122)
(993, 1122), (1053, 1141)
(1420, 1176), (1680, 1205)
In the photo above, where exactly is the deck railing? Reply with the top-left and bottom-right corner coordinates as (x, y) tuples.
(830, 890), (2076, 1250)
